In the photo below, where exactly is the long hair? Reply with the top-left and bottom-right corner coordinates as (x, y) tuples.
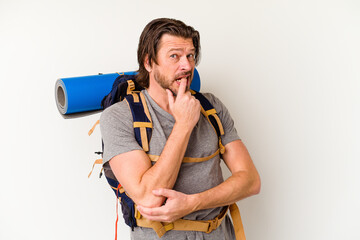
(136, 18), (201, 88)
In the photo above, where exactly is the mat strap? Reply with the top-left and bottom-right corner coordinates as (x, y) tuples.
(88, 159), (103, 178)
(88, 120), (100, 136)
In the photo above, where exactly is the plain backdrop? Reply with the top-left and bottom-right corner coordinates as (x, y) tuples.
(1, 0), (359, 239)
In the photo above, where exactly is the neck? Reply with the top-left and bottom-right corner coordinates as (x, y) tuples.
(147, 83), (172, 113)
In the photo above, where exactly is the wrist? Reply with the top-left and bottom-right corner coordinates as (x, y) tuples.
(173, 121), (194, 135)
(188, 193), (202, 213)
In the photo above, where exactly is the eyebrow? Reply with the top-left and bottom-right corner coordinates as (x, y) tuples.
(168, 48), (195, 52)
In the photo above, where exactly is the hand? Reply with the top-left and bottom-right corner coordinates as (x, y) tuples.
(136, 188), (197, 223)
(167, 78), (201, 131)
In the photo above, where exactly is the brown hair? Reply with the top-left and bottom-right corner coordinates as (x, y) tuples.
(135, 18), (201, 88)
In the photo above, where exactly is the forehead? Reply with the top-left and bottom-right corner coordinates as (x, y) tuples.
(158, 34), (194, 52)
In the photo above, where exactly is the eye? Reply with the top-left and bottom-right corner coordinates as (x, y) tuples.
(187, 54), (195, 60)
(170, 54), (178, 59)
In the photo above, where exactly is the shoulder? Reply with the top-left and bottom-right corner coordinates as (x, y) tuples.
(201, 92), (220, 103)
(100, 101), (131, 121)
(200, 92), (228, 114)
(200, 92), (240, 143)
(100, 100), (133, 131)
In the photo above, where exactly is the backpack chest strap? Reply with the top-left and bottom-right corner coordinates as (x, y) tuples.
(147, 148), (221, 163)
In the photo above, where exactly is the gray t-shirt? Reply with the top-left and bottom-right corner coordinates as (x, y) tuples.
(100, 90), (240, 240)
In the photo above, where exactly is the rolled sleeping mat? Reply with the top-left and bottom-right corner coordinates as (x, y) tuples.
(55, 68), (201, 115)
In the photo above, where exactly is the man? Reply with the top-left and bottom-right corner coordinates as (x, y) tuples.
(100, 18), (260, 240)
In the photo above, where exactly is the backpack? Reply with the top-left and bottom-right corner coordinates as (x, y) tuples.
(88, 73), (246, 240)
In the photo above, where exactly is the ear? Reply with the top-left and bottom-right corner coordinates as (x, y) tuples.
(144, 55), (152, 72)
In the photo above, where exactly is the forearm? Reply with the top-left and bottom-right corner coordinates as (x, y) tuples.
(191, 140), (261, 211)
(136, 171), (261, 223)
(112, 84), (201, 208)
(135, 140), (261, 223)
(192, 168), (261, 211)
(137, 123), (192, 205)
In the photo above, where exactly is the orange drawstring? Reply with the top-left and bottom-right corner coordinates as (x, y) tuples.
(115, 184), (121, 240)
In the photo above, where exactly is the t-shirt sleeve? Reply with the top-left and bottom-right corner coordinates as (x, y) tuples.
(203, 93), (240, 146)
(100, 101), (143, 164)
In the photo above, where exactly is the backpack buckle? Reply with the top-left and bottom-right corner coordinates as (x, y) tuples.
(206, 218), (219, 233)
(127, 80), (135, 94)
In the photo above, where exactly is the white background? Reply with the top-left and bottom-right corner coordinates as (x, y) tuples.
(1, 0), (359, 239)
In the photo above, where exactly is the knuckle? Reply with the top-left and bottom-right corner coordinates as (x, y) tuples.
(164, 216), (174, 223)
(164, 208), (170, 215)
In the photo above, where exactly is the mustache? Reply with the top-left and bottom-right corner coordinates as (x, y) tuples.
(174, 71), (193, 80)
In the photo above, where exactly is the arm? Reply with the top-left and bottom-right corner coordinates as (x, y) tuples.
(192, 139), (261, 209)
(109, 123), (192, 208)
(109, 79), (201, 208)
(136, 139), (261, 222)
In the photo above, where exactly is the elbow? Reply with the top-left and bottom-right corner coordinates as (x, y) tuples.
(129, 186), (166, 208)
(249, 173), (261, 195)
(134, 195), (165, 208)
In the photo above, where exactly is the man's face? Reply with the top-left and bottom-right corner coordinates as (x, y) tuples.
(150, 34), (196, 96)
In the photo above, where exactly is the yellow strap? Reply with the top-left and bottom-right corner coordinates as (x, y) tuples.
(88, 120), (100, 136)
(88, 158), (103, 178)
(229, 203), (246, 240)
(132, 93), (140, 103)
(133, 122), (152, 128)
(125, 96), (152, 152)
(136, 206), (229, 238)
(134, 206), (168, 237)
(143, 220), (168, 238)
(219, 138), (226, 155)
(111, 185), (125, 194)
(139, 92), (152, 122)
(125, 80), (140, 103)
(211, 113), (225, 135)
(200, 105), (226, 155)
(126, 80), (135, 94)
(200, 106), (218, 135)
(140, 127), (149, 152)
(147, 148), (220, 163)
(205, 109), (217, 116)
(191, 91), (224, 138)
(200, 105), (208, 117)
(136, 205), (245, 238)
(204, 109), (225, 136)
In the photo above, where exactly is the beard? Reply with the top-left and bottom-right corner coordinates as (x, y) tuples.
(153, 68), (193, 96)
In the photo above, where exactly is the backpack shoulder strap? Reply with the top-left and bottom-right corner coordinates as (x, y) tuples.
(88, 80), (151, 178)
(190, 90), (226, 154)
(124, 81), (152, 152)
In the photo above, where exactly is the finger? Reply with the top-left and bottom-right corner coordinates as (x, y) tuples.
(177, 78), (187, 97)
(166, 89), (174, 109)
(152, 188), (176, 198)
(139, 211), (169, 222)
(137, 205), (165, 217)
(138, 206), (174, 223)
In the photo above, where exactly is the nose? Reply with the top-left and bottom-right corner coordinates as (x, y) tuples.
(179, 56), (193, 71)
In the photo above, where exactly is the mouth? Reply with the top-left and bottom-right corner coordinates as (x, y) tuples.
(175, 74), (191, 84)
